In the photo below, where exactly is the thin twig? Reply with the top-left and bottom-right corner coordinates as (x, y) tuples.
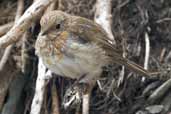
(165, 50), (171, 62)
(156, 17), (171, 23)
(116, 0), (130, 9)
(142, 32), (150, 81)
(144, 32), (150, 70)
(159, 48), (166, 62)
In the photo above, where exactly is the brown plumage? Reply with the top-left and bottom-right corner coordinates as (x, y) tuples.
(35, 10), (150, 86)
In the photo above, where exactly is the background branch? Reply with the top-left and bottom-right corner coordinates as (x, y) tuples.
(0, 0), (24, 72)
(0, 0), (55, 49)
(94, 0), (115, 44)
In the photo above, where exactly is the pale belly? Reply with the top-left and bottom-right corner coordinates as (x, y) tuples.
(41, 50), (108, 80)
(37, 39), (109, 80)
(42, 55), (87, 79)
(35, 29), (110, 80)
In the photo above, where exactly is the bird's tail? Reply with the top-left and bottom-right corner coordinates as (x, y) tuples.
(115, 58), (150, 76)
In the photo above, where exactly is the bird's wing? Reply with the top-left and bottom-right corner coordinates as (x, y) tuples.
(67, 16), (121, 54)
(67, 16), (150, 76)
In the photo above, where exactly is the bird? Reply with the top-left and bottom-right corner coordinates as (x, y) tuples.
(35, 10), (150, 84)
(35, 10), (151, 111)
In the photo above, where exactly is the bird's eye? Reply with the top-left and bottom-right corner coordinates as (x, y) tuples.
(55, 24), (61, 29)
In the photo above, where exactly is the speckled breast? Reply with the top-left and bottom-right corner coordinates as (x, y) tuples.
(35, 31), (109, 79)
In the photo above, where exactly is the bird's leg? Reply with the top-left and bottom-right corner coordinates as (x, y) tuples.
(63, 77), (96, 114)
(65, 75), (94, 114)
(71, 71), (100, 114)
(82, 82), (95, 114)
(76, 74), (97, 114)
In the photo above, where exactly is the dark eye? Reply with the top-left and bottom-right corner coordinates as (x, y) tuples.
(55, 24), (61, 29)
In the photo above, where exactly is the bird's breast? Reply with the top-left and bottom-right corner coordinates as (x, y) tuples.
(36, 31), (109, 79)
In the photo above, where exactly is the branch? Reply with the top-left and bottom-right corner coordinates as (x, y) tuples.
(94, 0), (115, 44)
(30, 59), (52, 114)
(15, 0), (24, 21)
(0, 0), (24, 72)
(0, 0), (55, 49)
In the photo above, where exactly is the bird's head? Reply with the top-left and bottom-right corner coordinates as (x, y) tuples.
(35, 11), (70, 57)
(39, 10), (70, 38)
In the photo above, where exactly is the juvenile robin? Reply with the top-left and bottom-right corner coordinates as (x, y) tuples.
(35, 10), (151, 111)
(35, 10), (150, 85)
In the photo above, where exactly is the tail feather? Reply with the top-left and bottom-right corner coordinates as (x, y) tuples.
(115, 58), (150, 76)
(125, 60), (150, 76)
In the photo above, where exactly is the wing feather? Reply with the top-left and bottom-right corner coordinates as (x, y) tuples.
(66, 16), (150, 76)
